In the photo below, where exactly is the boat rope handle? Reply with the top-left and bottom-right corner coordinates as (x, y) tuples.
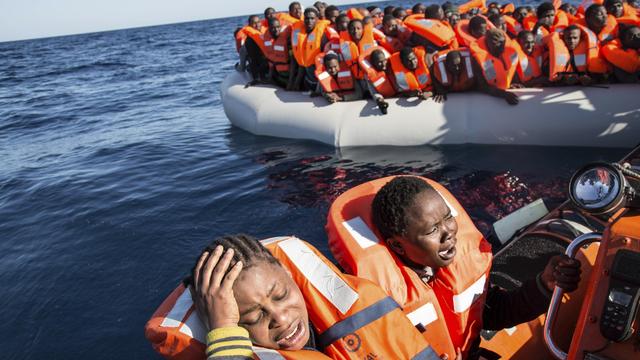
(543, 232), (603, 360)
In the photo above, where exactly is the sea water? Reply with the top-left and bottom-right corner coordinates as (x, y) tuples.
(0, 2), (630, 358)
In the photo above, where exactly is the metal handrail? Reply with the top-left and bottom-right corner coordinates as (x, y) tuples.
(544, 232), (603, 360)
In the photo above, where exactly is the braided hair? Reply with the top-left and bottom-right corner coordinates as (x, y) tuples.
(371, 176), (437, 240)
(185, 234), (280, 286)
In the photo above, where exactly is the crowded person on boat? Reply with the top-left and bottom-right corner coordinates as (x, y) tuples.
(233, 1), (639, 111)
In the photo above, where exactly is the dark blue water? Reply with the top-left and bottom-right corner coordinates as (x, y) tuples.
(0, 3), (630, 359)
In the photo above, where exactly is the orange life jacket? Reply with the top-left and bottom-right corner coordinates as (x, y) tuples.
(432, 48), (477, 91)
(515, 43), (544, 82)
(523, 11), (569, 38)
(292, 20), (330, 67)
(314, 53), (356, 95)
(458, 0), (487, 15)
(469, 35), (520, 89)
(601, 39), (640, 73)
(389, 46), (432, 92)
(242, 26), (269, 55)
(326, 176), (493, 359)
(145, 236), (438, 360)
(562, 9), (582, 24)
(358, 46), (396, 98)
(547, 25), (609, 79)
(501, 3), (515, 14)
(574, 15), (619, 43)
(374, 24), (413, 53)
(235, 31), (247, 53)
(345, 8), (364, 20)
(263, 26), (292, 73)
(404, 14), (459, 49)
(455, 16), (495, 47)
(504, 15), (524, 37)
(279, 13), (303, 27)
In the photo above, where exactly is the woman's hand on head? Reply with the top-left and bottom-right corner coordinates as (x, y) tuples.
(190, 246), (244, 330)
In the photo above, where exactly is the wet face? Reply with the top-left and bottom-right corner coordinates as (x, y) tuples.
(494, 16), (507, 32)
(336, 16), (349, 32)
(446, 12), (460, 27)
(563, 28), (581, 50)
(539, 9), (556, 28)
(402, 51), (419, 70)
(250, 16), (262, 31)
(304, 12), (318, 33)
(471, 24), (487, 39)
(445, 52), (463, 75)
(265, 8), (276, 20)
(235, 262), (310, 351)
(325, 58), (340, 76)
(326, 9), (340, 24)
(487, 32), (506, 56)
(519, 33), (536, 54)
(383, 18), (399, 36)
(348, 21), (364, 42)
(514, 8), (529, 22)
(290, 3), (303, 19)
(622, 27), (640, 49)
(388, 190), (458, 270)
(606, 1), (624, 17)
(587, 6), (608, 29)
(269, 20), (281, 38)
(370, 51), (387, 71)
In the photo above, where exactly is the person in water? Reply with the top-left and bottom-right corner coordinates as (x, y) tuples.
(188, 234), (457, 359)
(370, 176), (582, 360)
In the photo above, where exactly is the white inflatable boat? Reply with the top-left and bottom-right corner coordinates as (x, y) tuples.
(221, 71), (639, 148)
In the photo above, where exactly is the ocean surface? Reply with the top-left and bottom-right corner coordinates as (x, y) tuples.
(0, 1), (631, 358)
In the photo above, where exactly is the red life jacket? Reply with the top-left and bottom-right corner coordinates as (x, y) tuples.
(326, 176), (493, 358)
(263, 26), (291, 73)
(145, 236), (438, 360)
(601, 39), (640, 73)
(314, 53), (356, 95)
(358, 46), (396, 98)
(432, 48), (477, 91)
(404, 14), (459, 49)
(469, 35), (520, 89)
(389, 46), (432, 92)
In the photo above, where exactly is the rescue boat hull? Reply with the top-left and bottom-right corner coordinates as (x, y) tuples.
(221, 71), (639, 148)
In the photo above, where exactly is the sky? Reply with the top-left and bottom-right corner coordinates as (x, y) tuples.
(0, 0), (377, 43)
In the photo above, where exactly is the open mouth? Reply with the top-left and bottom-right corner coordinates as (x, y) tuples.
(276, 320), (306, 349)
(438, 243), (457, 261)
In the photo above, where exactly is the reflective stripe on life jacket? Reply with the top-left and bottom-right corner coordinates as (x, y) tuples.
(601, 39), (640, 73)
(389, 46), (432, 92)
(574, 15), (619, 43)
(326, 176), (493, 358)
(314, 53), (356, 95)
(404, 14), (459, 49)
(547, 25), (609, 79)
(145, 236), (439, 360)
(263, 26), (291, 73)
(292, 20), (330, 67)
(432, 48), (476, 91)
(515, 43), (544, 82)
(358, 46), (396, 98)
(469, 36), (520, 89)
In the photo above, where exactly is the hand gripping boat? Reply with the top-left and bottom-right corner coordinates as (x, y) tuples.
(221, 71), (640, 148)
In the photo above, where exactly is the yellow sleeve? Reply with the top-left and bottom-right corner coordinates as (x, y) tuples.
(206, 326), (254, 359)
